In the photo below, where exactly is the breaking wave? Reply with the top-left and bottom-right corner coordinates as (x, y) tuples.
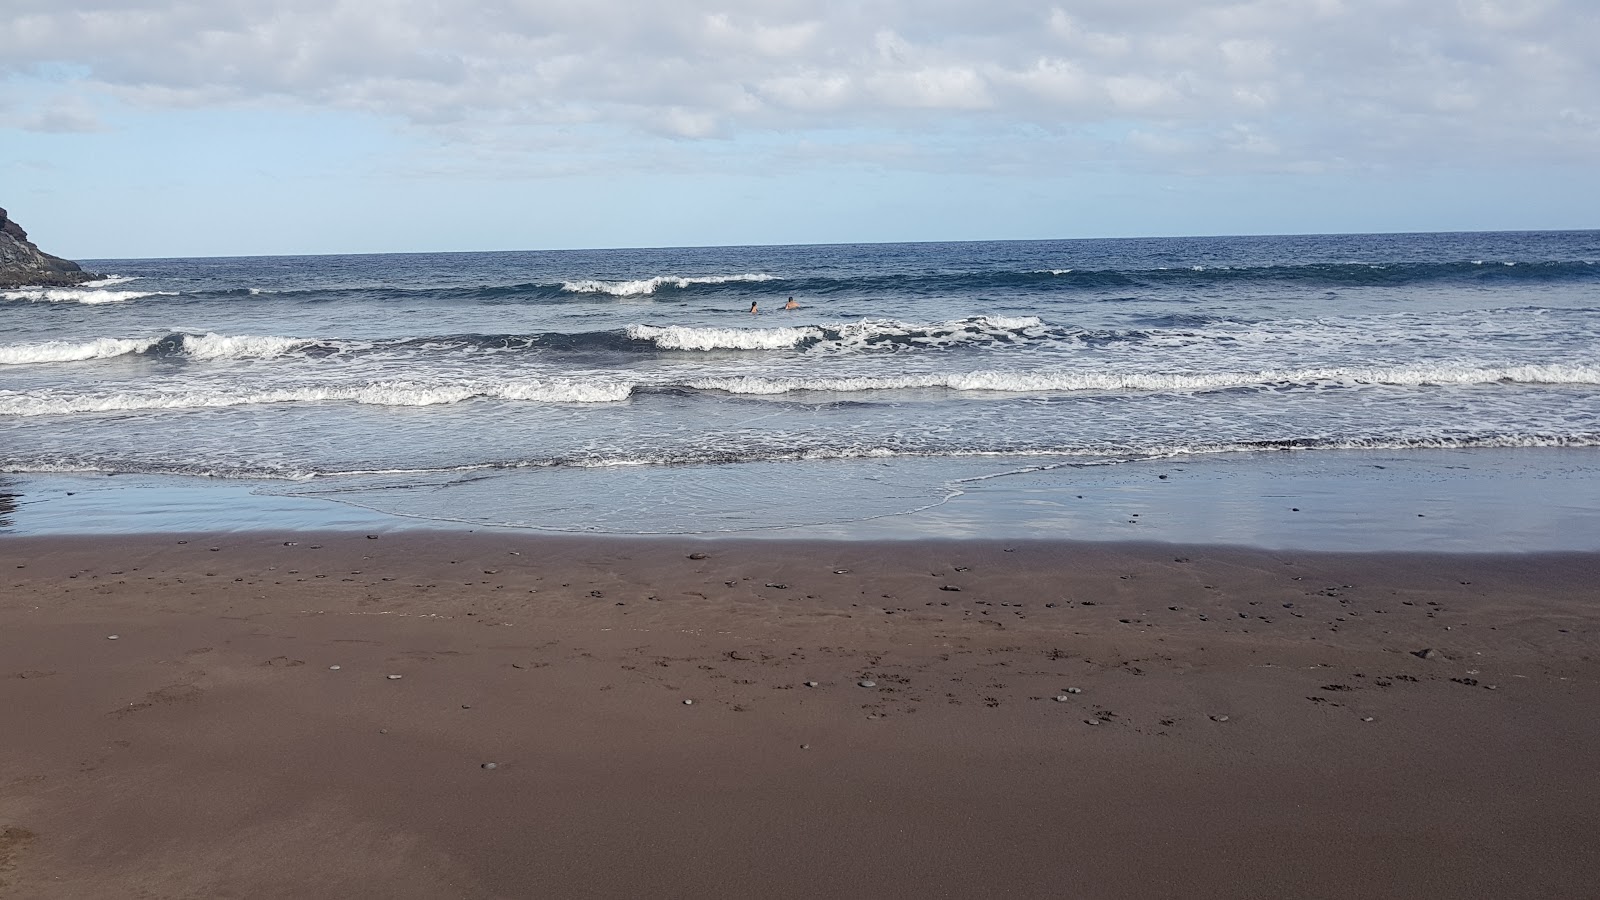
(0, 332), (319, 365)
(561, 273), (777, 296)
(0, 317), (1056, 366)
(3, 362), (1594, 416)
(627, 323), (817, 350)
(625, 316), (1044, 351)
(0, 287), (175, 304)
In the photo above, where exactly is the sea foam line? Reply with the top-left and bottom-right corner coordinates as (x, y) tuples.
(685, 363), (1600, 395)
(0, 378), (635, 416)
(7, 432), (1598, 480)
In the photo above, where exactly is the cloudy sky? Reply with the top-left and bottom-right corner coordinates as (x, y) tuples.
(3, 0), (1596, 257)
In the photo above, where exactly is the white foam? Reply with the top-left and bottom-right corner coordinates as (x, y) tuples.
(80, 275), (138, 287)
(627, 323), (821, 350)
(0, 287), (174, 304)
(976, 315), (1046, 331)
(178, 333), (312, 359)
(0, 378), (636, 416)
(492, 380), (635, 403)
(561, 274), (776, 296)
(625, 316), (1047, 352)
(686, 363), (1600, 396)
(810, 316), (1047, 353)
(0, 337), (161, 365)
(0, 332), (314, 365)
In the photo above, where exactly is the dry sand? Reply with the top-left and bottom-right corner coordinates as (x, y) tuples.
(2, 532), (1597, 898)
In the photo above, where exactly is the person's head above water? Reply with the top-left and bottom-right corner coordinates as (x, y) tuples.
(750, 301), (758, 313)
(785, 297), (799, 309)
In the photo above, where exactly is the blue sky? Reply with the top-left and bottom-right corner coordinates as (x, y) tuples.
(4, 1), (1597, 258)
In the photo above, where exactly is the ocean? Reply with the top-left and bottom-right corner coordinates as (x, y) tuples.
(3, 230), (1599, 545)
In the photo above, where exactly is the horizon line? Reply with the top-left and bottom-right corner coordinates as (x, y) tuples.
(75, 226), (1600, 263)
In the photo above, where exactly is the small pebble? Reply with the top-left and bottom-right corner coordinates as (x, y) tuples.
(833, 569), (850, 574)
(1066, 687), (1082, 694)
(386, 674), (403, 680)
(687, 553), (708, 560)
(328, 665), (341, 671)
(800, 744), (810, 750)
(106, 635), (119, 640)
(1054, 695), (1070, 702)
(683, 699), (694, 705)
(378, 729), (387, 734)
(481, 762), (497, 770)
(805, 681), (818, 687)
(461, 704), (472, 709)
(1211, 715), (1230, 722)
(1084, 718), (1101, 726)
(1361, 717), (1374, 722)
(858, 680), (876, 688)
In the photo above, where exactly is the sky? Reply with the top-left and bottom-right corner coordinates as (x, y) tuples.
(2, 0), (1597, 258)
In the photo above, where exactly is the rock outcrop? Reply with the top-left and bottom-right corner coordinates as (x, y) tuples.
(0, 207), (98, 287)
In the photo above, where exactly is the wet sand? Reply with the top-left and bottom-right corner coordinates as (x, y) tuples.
(2, 532), (1597, 898)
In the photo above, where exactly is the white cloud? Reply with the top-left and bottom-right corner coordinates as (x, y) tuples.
(0, 0), (1596, 174)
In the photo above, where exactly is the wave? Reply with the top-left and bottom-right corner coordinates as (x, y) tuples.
(625, 315), (1045, 351)
(1038, 259), (1600, 288)
(560, 273), (777, 296)
(0, 317), (1055, 368)
(0, 332), (320, 365)
(0, 378), (635, 416)
(0, 337), (161, 365)
(0, 287), (175, 304)
(15, 257), (1595, 309)
(627, 323), (817, 351)
(3, 362), (1594, 417)
(7, 431), (1598, 481)
(713, 260), (1600, 296)
(686, 363), (1600, 396)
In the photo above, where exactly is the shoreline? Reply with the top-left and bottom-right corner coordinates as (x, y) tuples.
(3, 531), (1597, 897)
(6, 445), (1600, 551)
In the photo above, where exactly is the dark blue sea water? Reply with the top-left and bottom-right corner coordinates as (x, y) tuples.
(3, 230), (1598, 537)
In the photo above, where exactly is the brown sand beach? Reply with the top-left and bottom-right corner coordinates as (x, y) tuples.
(1, 532), (1597, 898)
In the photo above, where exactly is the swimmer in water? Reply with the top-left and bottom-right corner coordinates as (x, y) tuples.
(784, 297), (799, 310)
(750, 301), (758, 314)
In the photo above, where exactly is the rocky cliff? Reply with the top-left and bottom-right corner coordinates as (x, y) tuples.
(0, 207), (98, 287)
